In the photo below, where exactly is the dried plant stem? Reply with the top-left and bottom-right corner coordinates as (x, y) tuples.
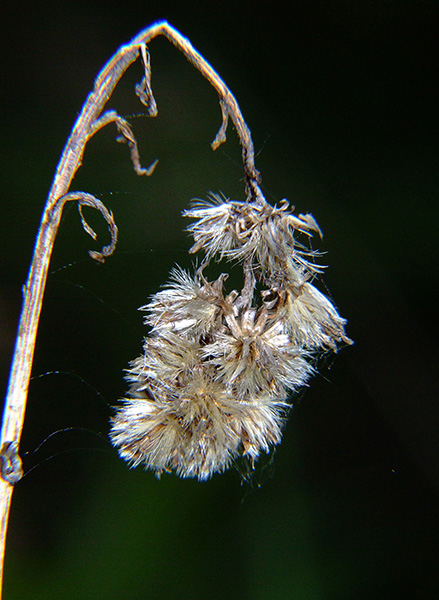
(0, 21), (261, 595)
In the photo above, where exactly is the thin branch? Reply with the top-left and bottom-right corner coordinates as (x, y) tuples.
(0, 21), (261, 595)
(234, 260), (257, 313)
(90, 110), (159, 176)
(211, 99), (230, 151)
(69, 191), (119, 262)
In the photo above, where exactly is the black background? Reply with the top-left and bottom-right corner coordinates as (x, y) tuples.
(1, 1), (438, 599)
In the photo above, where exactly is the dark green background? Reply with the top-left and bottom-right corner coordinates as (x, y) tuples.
(1, 2), (438, 599)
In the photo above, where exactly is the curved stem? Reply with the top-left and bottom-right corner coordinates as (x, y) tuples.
(0, 21), (261, 595)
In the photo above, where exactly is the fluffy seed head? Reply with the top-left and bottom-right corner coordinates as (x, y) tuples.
(110, 367), (289, 480)
(111, 190), (351, 481)
(203, 310), (313, 399)
(184, 194), (323, 284)
(142, 267), (225, 336)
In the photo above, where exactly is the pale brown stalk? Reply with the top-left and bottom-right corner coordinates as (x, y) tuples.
(0, 21), (261, 595)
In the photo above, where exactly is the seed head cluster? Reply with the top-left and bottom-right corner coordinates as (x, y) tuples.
(110, 193), (352, 480)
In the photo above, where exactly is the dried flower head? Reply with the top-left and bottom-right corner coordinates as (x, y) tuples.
(203, 309), (313, 398)
(109, 24), (351, 482)
(143, 267), (226, 336)
(111, 370), (290, 480)
(111, 188), (352, 480)
(184, 194), (323, 283)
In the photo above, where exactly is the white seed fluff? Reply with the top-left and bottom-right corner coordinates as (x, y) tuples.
(110, 193), (352, 480)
